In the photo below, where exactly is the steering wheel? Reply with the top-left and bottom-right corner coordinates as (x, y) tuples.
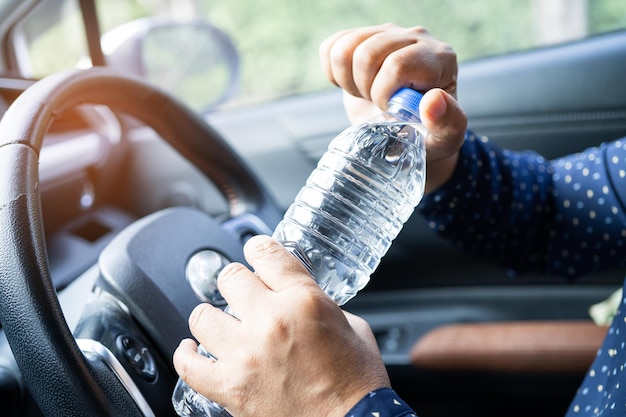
(0, 67), (282, 416)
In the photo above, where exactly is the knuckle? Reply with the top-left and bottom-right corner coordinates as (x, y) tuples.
(266, 315), (293, 343)
(352, 42), (380, 70)
(379, 22), (400, 30)
(407, 25), (430, 36)
(188, 303), (215, 331)
(244, 234), (281, 257)
(437, 43), (458, 66)
(217, 262), (248, 289)
(329, 42), (354, 69)
(291, 283), (332, 317)
(384, 52), (417, 81)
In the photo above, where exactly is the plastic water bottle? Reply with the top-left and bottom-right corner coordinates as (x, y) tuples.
(273, 87), (426, 306)
(171, 87), (426, 416)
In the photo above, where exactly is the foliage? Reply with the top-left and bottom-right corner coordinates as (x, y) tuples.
(23, 0), (626, 107)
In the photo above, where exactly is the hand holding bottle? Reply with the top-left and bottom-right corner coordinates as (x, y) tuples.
(172, 235), (390, 417)
(174, 85), (426, 415)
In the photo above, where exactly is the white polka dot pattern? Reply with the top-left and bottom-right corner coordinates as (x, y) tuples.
(419, 132), (626, 278)
(566, 295), (626, 416)
(419, 131), (626, 416)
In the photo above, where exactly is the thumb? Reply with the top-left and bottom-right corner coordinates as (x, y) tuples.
(420, 88), (467, 162)
(419, 88), (467, 193)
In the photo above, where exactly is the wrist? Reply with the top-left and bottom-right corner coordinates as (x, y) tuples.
(424, 151), (459, 194)
(325, 379), (392, 417)
(343, 388), (416, 417)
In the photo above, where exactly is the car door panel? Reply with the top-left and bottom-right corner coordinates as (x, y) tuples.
(459, 30), (626, 159)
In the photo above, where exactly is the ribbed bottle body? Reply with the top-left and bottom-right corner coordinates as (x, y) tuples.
(273, 116), (426, 305)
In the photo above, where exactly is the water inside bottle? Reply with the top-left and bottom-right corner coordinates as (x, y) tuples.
(274, 120), (425, 306)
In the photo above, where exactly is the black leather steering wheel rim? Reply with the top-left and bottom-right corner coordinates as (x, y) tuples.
(0, 67), (282, 416)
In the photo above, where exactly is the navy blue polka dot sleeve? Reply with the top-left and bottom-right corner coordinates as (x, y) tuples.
(345, 388), (417, 417)
(419, 131), (626, 278)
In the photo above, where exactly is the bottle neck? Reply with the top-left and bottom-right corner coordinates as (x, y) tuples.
(386, 102), (422, 124)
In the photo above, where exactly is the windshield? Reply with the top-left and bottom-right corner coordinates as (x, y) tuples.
(11, 0), (626, 109)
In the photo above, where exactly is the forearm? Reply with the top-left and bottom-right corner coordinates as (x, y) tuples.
(419, 131), (555, 276)
(424, 151), (459, 195)
(419, 132), (626, 278)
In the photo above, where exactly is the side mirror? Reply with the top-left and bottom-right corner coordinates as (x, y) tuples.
(102, 17), (240, 112)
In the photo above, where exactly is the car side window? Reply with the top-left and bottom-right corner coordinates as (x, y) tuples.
(13, 0), (88, 79)
(10, 0), (626, 108)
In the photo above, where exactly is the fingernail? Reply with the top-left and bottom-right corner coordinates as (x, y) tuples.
(425, 89), (448, 119)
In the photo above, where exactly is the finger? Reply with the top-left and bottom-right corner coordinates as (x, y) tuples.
(419, 89), (467, 193)
(186, 302), (240, 359)
(173, 338), (226, 402)
(214, 260), (273, 320)
(324, 24), (398, 98)
(369, 29), (457, 110)
(319, 28), (352, 87)
(242, 235), (316, 293)
(351, 27), (424, 101)
(173, 338), (203, 380)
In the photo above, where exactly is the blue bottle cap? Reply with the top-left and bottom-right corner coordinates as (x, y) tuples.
(389, 87), (424, 112)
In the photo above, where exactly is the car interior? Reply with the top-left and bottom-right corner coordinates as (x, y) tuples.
(0, 1), (625, 416)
